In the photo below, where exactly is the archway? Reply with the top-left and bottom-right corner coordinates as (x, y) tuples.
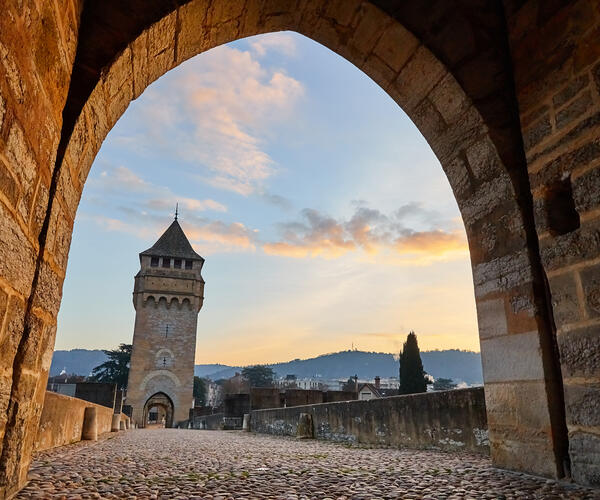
(143, 392), (174, 429)
(1, 0), (594, 495)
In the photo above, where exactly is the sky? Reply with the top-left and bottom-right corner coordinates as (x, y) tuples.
(55, 32), (480, 365)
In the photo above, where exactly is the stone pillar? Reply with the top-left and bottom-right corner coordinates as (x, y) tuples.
(119, 420), (126, 431)
(81, 408), (98, 441)
(243, 413), (251, 431)
(111, 414), (120, 432)
(297, 413), (314, 439)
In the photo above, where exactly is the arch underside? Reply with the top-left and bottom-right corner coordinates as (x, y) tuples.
(2, 0), (599, 495)
(53, 0), (567, 480)
(143, 392), (174, 429)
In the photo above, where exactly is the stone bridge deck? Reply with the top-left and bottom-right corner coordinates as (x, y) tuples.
(17, 430), (597, 499)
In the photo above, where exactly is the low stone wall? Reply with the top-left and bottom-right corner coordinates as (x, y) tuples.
(35, 391), (116, 451)
(251, 387), (488, 454)
(193, 413), (225, 430)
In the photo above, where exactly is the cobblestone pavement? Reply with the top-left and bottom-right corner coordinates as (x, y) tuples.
(18, 430), (599, 499)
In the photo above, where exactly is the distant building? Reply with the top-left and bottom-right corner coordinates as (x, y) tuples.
(358, 376), (399, 400)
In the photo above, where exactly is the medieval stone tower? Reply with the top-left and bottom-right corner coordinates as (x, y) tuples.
(126, 217), (205, 427)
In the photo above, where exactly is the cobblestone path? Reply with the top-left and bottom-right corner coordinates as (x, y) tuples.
(18, 430), (599, 499)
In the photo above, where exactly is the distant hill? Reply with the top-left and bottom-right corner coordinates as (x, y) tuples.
(51, 348), (483, 385)
(195, 349), (483, 385)
(50, 349), (108, 377)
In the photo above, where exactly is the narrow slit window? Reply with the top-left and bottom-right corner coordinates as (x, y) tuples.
(544, 176), (580, 236)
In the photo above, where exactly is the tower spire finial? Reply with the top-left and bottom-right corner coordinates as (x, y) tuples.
(174, 203), (179, 221)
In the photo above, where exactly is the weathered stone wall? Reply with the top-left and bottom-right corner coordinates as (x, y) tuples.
(0, 0), (599, 493)
(194, 413), (224, 430)
(251, 388), (488, 455)
(506, 0), (600, 485)
(284, 389), (324, 407)
(34, 391), (114, 452)
(49, 0), (570, 481)
(0, 1), (83, 494)
(74, 382), (117, 410)
(323, 391), (357, 403)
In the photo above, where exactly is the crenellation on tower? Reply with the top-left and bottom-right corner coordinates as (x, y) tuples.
(126, 218), (205, 428)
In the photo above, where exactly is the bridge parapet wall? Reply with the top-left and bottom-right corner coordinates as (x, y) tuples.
(251, 387), (488, 455)
(35, 391), (117, 452)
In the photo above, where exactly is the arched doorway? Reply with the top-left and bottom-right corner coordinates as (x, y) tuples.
(143, 392), (174, 429)
(2, 0), (599, 495)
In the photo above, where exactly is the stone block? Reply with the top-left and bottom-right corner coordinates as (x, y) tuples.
(476, 298), (508, 339)
(569, 432), (600, 486)
(388, 45), (446, 113)
(573, 165), (600, 214)
(480, 332), (545, 383)
(29, 177), (49, 241)
(0, 158), (20, 209)
(0, 203), (36, 297)
(472, 250), (532, 299)
(579, 261), (600, 318)
(461, 174), (513, 227)
(548, 272), (582, 327)
(531, 138), (600, 191)
(465, 138), (504, 183)
(564, 383), (600, 428)
(528, 111), (600, 168)
(6, 123), (37, 204)
(540, 218), (600, 272)
(506, 287), (538, 334)
(558, 325), (600, 378)
(490, 435), (558, 479)
(411, 98), (446, 140)
(360, 53), (395, 91)
(443, 153), (472, 201)
(345, 3), (388, 63)
(553, 73), (589, 109)
(429, 73), (468, 126)
(555, 90), (593, 130)
(177, 1), (209, 64)
(522, 114), (552, 152)
(32, 261), (64, 317)
(372, 19), (418, 73)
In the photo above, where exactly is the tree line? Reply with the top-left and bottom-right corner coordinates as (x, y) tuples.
(74, 332), (456, 405)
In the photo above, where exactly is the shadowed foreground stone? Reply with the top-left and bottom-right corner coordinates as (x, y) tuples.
(17, 430), (598, 499)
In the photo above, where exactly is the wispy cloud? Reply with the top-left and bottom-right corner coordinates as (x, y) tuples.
(93, 165), (227, 214)
(263, 204), (467, 262)
(250, 33), (297, 57)
(124, 35), (304, 196)
(85, 166), (257, 254)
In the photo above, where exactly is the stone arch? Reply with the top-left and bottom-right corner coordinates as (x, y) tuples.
(143, 392), (174, 429)
(0, 0), (584, 494)
(139, 370), (182, 392)
(50, 0), (567, 479)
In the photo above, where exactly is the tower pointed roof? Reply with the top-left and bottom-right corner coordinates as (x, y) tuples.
(140, 220), (204, 261)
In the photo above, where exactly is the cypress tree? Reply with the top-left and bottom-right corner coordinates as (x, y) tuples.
(399, 331), (428, 394)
